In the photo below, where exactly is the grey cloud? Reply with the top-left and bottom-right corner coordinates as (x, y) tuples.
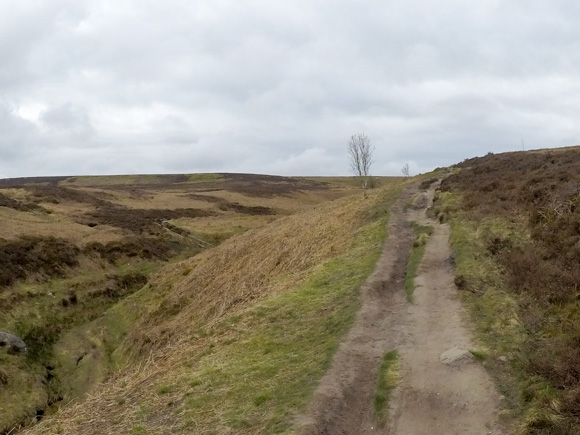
(2, 1), (580, 178)
(41, 103), (95, 142)
(0, 104), (40, 163)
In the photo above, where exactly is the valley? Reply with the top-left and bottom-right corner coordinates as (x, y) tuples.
(0, 173), (397, 433)
(2, 148), (580, 434)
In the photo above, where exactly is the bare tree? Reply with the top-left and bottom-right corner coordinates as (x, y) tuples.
(348, 133), (375, 192)
(402, 163), (410, 177)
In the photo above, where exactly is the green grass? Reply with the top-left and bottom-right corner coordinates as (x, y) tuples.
(132, 424), (147, 434)
(374, 350), (399, 426)
(431, 189), (532, 429)
(6, 182), (406, 434)
(156, 384), (173, 395)
(168, 188), (404, 434)
(0, 260), (162, 432)
(185, 173), (223, 183)
(404, 222), (433, 302)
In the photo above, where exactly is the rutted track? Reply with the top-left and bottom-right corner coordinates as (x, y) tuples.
(389, 189), (503, 434)
(297, 182), (504, 434)
(296, 186), (414, 434)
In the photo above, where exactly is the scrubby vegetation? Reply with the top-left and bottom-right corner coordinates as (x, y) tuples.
(0, 237), (80, 287)
(28, 185), (109, 207)
(220, 173), (328, 197)
(0, 173), (372, 433)
(83, 237), (184, 262)
(22, 179), (406, 434)
(79, 205), (215, 233)
(0, 235), (185, 292)
(0, 192), (46, 212)
(435, 147), (580, 433)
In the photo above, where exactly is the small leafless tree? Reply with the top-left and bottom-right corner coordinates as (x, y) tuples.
(348, 133), (374, 192)
(402, 163), (410, 177)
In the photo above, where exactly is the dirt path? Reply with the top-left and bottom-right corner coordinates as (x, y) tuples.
(297, 183), (504, 434)
(390, 192), (503, 434)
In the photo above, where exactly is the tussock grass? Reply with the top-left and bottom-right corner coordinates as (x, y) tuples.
(25, 182), (405, 434)
(404, 223), (433, 302)
(1, 174), (372, 432)
(374, 350), (399, 426)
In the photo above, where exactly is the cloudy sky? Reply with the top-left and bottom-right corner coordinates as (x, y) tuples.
(2, 0), (580, 178)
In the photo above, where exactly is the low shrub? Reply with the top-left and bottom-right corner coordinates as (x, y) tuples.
(0, 237), (80, 288)
(443, 147), (580, 430)
(83, 237), (181, 263)
(0, 192), (46, 212)
(79, 205), (215, 234)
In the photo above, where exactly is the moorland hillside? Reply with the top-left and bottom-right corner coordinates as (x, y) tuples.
(0, 173), (395, 433)
(7, 147), (580, 435)
(17, 175), (408, 434)
(433, 146), (580, 433)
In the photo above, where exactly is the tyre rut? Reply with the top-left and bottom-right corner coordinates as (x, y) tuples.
(295, 185), (415, 434)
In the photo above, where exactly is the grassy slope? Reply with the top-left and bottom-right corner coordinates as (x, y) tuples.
(26, 181), (406, 434)
(432, 147), (580, 434)
(0, 174), (358, 432)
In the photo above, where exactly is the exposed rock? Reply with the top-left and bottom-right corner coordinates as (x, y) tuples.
(439, 347), (474, 365)
(498, 355), (508, 363)
(0, 331), (27, 354)
(412, 192), (430, 209)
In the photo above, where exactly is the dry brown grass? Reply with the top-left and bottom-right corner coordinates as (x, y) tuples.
(0, 187), (33, 202)
(125, 196), (363, 355)
(99, 190), (217, 211)
(170, 215), (275, 240)
(23, 183), (404, 435)
(0, 174), (356, 244)
(0, 173), (387, 433)
(106, 187), (353, 215)
(41, 201), (96, 216)
(0, 206), (125, 244)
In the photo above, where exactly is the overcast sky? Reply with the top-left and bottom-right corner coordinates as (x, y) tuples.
(2, 0), (580, 178)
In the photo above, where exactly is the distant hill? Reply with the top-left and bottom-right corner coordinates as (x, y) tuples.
(12, 150), (580, 433)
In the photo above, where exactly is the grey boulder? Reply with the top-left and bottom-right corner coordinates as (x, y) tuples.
(0, 331), (27, 354)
